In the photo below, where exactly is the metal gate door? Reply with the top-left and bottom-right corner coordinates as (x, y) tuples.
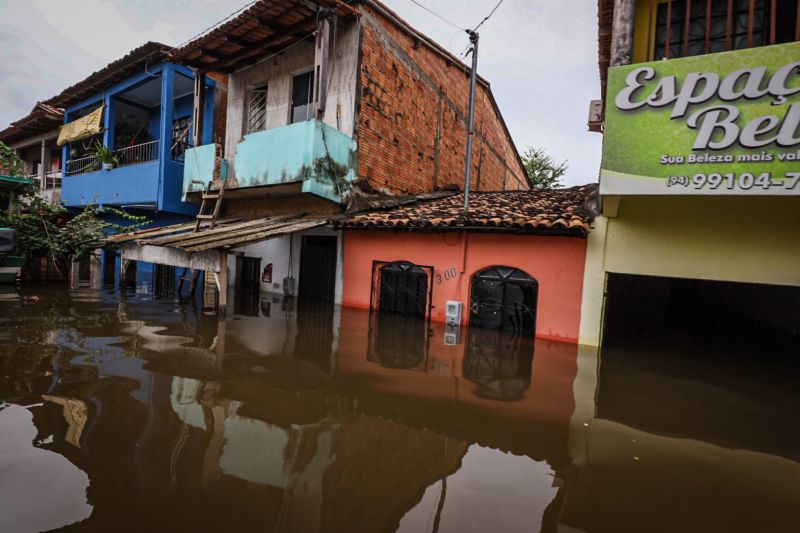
(469, 267), (538, 335)
(373, 261), (431, 318)
(299, 236), (337, 302)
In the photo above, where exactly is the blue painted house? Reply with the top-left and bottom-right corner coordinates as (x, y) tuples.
(47, 42), (218, 289)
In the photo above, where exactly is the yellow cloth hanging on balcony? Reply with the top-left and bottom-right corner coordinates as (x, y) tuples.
(57, 106), (104, 146)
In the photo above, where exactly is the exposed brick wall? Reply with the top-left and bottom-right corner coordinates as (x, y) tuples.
(355, 5), (528, 195)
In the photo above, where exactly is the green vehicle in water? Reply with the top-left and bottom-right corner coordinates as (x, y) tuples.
(0, 229), (23, 284)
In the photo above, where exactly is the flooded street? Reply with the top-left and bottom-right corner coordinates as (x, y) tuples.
(0, 287), (798, 533)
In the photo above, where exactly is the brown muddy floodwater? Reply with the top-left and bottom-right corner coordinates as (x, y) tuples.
(0, 287), (798, 533)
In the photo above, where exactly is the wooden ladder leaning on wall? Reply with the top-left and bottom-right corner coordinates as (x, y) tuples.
(193, 143), (226, 233)
(179, 143), (225, 298)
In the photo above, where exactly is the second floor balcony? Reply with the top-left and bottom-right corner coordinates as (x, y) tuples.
(183, 119), (357, 206)
(60, 62), (214, 215)
(62, 140), (164, 208)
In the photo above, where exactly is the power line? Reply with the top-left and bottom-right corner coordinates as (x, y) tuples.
(473, 0), (504, 32)
(406, 0), (465, 32)
(174, 0), (260, 50)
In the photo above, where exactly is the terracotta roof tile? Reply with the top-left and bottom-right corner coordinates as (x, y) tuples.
(337, 184), (598, 236)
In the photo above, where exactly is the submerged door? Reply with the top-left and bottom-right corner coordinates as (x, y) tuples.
(469, 266), (538, 335)
(367, 261), (432, 369)
(466, 266), (537, 401)
(299, 236), (337, 302)
(376, 261), (429, 317)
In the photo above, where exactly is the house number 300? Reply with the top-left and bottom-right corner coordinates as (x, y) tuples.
(436, 268), (457, 284)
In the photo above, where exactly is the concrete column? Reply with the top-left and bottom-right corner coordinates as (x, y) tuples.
(89, 251), (102, 289)
(610, 0), (636, 66)
(192, 73), (206, 150)
(567, 344), (600, 467)
(39, 139), (46, 189)
(102, 95), (115, 149)
(61, 111), (69, 178)
(158, 63), (175, 209)
(578, 216), (610, 347)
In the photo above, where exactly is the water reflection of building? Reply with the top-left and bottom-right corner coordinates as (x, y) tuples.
(4, 291), (577, 531)
(9, 289), (800, 531)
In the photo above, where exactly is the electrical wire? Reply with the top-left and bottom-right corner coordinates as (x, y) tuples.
(473, 0), (505, 32)
(173, 0), (260, 51)
(405, 0), (465, 31)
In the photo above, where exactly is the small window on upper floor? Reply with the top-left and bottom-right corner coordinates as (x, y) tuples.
(651, 0), (798, 61)
(246, 83), (268, 134)
(291, 71), (314, 124)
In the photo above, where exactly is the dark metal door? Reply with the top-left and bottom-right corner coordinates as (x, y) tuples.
(469, 267), (538, 336)
(377, 262), (429, 317)
(299, 236), (337, 302)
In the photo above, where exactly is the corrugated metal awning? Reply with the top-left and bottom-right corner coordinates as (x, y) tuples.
(107, 215), (329, 251)
(57, 106), (104, 146)
(107, 215), (331, 273)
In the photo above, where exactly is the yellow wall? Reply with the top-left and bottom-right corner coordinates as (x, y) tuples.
(605, 196), (800, 285)
(632, 0), (660, 63)
(579, 196), (800, 346)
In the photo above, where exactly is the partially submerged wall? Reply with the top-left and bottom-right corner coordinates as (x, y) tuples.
(341, 231), (587, 343)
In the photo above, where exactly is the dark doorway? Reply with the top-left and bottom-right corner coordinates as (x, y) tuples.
(599, 273), (800, 458)
(469, 266), (538, 336)
(154, 264), (176, 299)
(374, 261), (430, 317)
(77, 258), (91, 287)
(235, 256), (261, 315)
(102, 249), (117, 288)
(299, 236), (336, 302)
(602, 273), (800, 350)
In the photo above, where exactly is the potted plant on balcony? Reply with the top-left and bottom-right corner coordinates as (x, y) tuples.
(93, 141), (118, 170)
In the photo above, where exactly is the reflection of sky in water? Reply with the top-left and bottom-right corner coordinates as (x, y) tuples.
(0, 405), (92, 532)
(398, 444), (556, 533)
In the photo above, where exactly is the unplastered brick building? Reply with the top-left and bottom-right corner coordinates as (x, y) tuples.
(113, 0), (528, 311)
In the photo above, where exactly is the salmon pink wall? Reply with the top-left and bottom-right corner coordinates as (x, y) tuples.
(341, 231), (588, 343)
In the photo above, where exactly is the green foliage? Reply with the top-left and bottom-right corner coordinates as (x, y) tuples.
(0, 140), (24, 176)
(93, 141), (118, 165)
(0, 189), (147, 276)
(520, 146), (568, 190)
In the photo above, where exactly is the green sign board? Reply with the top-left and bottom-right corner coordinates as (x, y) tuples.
(601, 41), (800, 195)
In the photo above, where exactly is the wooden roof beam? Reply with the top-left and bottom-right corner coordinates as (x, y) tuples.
(198, 15), (318, 73)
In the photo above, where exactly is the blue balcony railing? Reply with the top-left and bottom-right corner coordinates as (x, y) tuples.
(66, 140), (160, 176)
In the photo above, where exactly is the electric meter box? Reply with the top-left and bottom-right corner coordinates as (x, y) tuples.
(445, 301), (462, 326)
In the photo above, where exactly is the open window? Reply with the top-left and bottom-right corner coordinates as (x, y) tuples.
(290, 71), (314, 124)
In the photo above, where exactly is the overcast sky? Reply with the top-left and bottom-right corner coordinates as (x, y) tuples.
(0, 0), (601, 186)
